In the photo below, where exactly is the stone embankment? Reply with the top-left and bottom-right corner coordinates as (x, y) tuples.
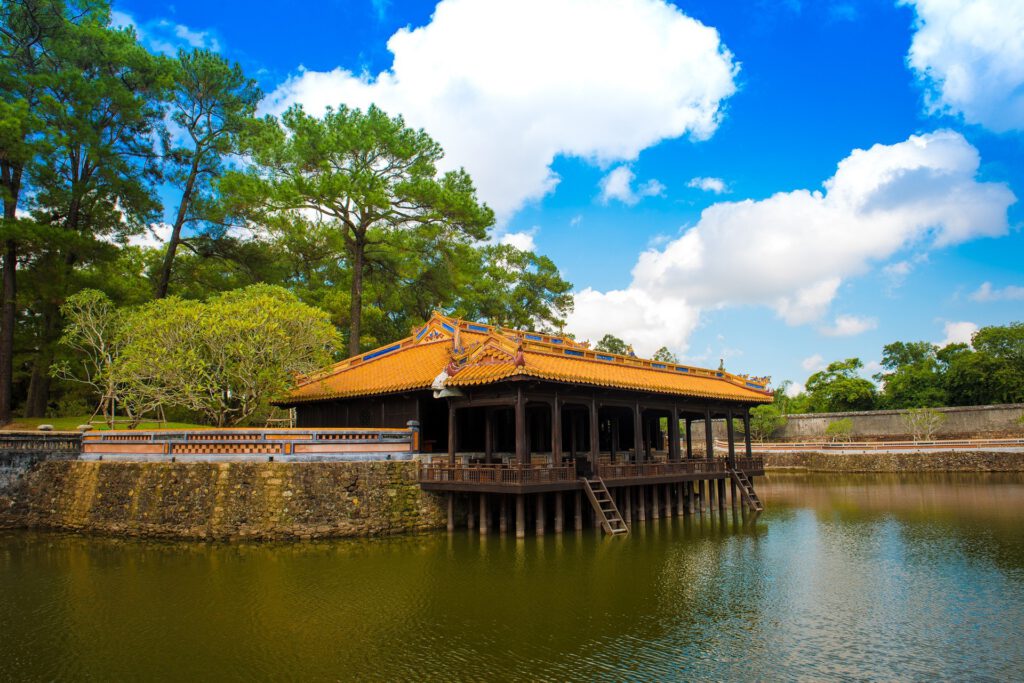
(2, 460), (445, 540)
(764, 450), (1024, 472)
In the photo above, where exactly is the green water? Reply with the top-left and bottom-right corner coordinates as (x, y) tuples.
(1, 473), (1023, 681)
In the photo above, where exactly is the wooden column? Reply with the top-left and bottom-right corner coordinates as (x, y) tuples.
(447, 493), (455, 532)
(500, 496), (509, 534)
(718, 479), (727, 510)
(686, 482), (695, 514)
(569, 410), (578, 459)
(638, 485), (647, 521)
(685, 417), (693, 458)
(589, 399), (599, 476)
(555, 492), (564, 533)
(708, 476), (716, 509)
(744, 408), (753, 458)
(515, 386), (527, 465)
(535, 494), (545, 535)
(652, 484), (660, 519)
(731, 478), (738, 508)
(515, 495), (525, 538)
(668, 408), (681, 462)
(634, 403), (643, 463)
(552, 396), (562, 464)
(484, 408), (493, 463)
(625, 486), (633, 521)
(699, 480), (707, 512)
(704, 408), (714, 460)
(448, 402), (457, 464)
(664, 484), (671, 517)
(677, 483), (685, 515)
(726, 409), (736, 468)
(574, 491), (583, 530)
(479, 494), (488, 535)
(467, 495), (476, 530)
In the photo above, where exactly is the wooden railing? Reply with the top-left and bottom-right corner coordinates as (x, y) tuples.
(81, 427), (418, 461)
(733, 456), (764, 472)
(597, 458), (725, 480)
(418, 463), (577, 486)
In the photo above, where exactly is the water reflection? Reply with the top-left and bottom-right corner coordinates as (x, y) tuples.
(0, 474), (1022, 680)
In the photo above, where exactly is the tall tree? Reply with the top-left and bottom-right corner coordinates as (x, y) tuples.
(876, 340), (947, 408)
(804, 358), (877, 412)
(21, 6), (169, 415)
(155, 48), (260, 298)
(595, 334), (629, 355)
(224, 104), (494, 356)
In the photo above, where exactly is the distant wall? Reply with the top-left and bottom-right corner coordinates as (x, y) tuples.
(0, 432), (81, 506)
(763, 450), (1024, 472)
(774, 404), (1024, 441)
(2, 460), (446, 541)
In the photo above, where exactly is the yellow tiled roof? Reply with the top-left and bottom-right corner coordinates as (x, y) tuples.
(281, 312), (772, 404)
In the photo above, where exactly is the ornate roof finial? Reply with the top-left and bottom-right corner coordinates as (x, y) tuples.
(452, 320), (462, 353)
(718, 358), (725, 371)
(514, 336), (526, 367)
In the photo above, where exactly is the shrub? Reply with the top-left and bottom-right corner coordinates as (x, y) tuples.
(749, 404), (787, 441)
(825, 418), (854, 442)
(901, 407), (947, 442)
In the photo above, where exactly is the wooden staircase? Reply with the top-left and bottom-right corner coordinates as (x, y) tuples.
(728, 466), (764, 512)
(581, 478), (629, 535)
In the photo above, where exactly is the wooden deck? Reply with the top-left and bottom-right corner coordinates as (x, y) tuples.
(418, 457), (764, 493)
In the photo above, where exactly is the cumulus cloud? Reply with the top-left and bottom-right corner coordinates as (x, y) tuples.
(687, 176), (728, 194)
(262, 0), (738, 220)
(938, 320), (979, 346)
(111, 11), (221, 55)
(566, 130), (1015, 356)
(903, 0), (1024, 132)
(970, 281), (1024, 302)
(819, 314), (878, 337)
(599, 166), (665, 205)
(498, 228), (538, 252)
(801, 354), (825, 372)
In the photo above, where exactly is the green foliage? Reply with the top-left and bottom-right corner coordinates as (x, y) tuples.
(944, 323), (1024, 405)
(749, 404), (787, 440)
(824, 418), (853, 442)
(805, 358), (877, 413)
(595, 334), (629, 355)
(116, 284), (340, 426)
(876, 341), (947, 408)
(900, 407), (947, 442)
(653, 346), (678, 363)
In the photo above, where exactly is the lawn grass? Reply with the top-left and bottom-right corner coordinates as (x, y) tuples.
(2, 415), (210, 432)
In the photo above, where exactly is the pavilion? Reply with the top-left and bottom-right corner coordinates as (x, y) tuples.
(277, 312), (772, 536)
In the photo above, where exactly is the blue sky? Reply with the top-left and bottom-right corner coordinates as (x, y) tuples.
(114, 0), (1023, 392)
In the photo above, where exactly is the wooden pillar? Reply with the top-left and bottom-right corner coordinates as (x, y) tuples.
(624, 486), (632, 520)
(718, 478), (726, 510)
(574, 491), (583, 530)
(448, 402), (457, 464)
(569, 410), (578, 458)
(555, 492), (564, 533)
(634, 403), (643, 463)
(499, 496), (509, 534)
(515, 494), (525, 538)
(664, 484), (672, 517)
(731, 478), (739, 508)
(708, 476), (716, 509)
(515, 386), (527, 465)
(484, 408), (493, 463)
(447, 493), (455, 532)
(744, 408), (753, 458)
(638, 485), (647, 521)
(699, 480), (707, 512)
(467, 495), (476, 530)
(686, 482), (695, 514)
(685, 417), (693, 458)
(535, 494), (545, 535)
(726, 409), (736, 468)
(652, 484), (660, 519)
(589, 399), (599, 477)
(552, 395), (562, 464)
(704, 408), (714, 460)
(669, 408), (681, 462)
(479, 494), (488, 535)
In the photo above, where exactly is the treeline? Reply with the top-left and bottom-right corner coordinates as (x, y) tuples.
(778, 322), (1024, 414)
(0, 1), (572, 423)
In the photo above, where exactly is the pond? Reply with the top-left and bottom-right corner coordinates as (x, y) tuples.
(1, 473), (1022, 680)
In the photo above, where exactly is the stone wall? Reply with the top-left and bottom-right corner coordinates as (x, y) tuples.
(1, 460), (446, 541)
(774, 403), (1024, 440)
(764, 450), (1024, 472)
(0, 432), (81, 502)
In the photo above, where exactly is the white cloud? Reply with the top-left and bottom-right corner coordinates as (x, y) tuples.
(498, 229), (537, 252)
(262, 0), (738, 221)
(819, 314), (878, 337)
(569, 288), (701, 357)
(938, 320), (978, 346)
(801, 354), (825, 372)
(784, 382), (805, 398)
(687, 176), (728, 194)
(566, 130), (1015, 356)
(126, 222), (172, 249)
(599, 166), (665, 205)
(903, 0), (1024, 132)
(112, 11), (220, 55)
(970, 281), (1024, 302)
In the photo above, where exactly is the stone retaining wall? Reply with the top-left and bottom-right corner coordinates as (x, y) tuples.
(764, 450), (1024, 472)
(775, 403), (1024, 440)
(1, 460), (446, 541)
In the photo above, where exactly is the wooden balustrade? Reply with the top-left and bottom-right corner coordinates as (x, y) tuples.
(418, 463), (577, 486)
(597, 459), (725, 480)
